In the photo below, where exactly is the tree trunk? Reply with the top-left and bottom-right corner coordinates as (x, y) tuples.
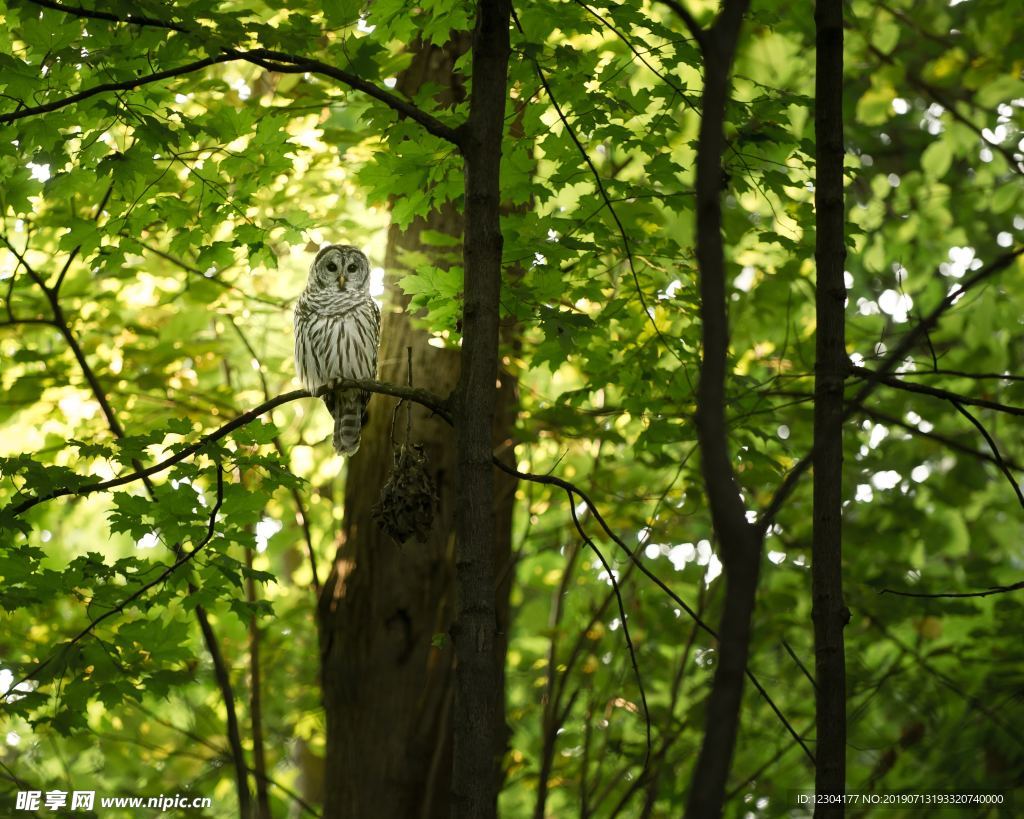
(450, 1), (513, 816)
(684, 4), (757, 818)
(316, 37), (516, 819)
(812, 0), (848, 813)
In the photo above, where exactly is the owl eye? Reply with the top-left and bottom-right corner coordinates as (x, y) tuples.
(326, 262), (338, 272)
(347, 263), (358, 273)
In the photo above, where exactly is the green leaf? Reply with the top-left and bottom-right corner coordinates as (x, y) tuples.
(921, 140), (953, 178)
(323, 0), (362, 27)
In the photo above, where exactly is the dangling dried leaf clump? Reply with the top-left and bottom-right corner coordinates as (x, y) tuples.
(373, 443), (438, 544)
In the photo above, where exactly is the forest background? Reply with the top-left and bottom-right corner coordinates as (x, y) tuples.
(1, 0), (1022, 817)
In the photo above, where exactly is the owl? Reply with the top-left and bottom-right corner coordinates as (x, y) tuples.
(294, 244), (381, 455)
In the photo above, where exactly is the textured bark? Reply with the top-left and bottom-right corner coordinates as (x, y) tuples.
(812, 0), (848, 813)
(317, 37), (515, 819)
(684, 3), (756, 818)
(451, 1), (512, 816)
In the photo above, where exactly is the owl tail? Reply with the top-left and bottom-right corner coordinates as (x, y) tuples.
(327, 390), (365, 455)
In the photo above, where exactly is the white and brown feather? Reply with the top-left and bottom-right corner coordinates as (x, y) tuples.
(294, 244), (381, 455)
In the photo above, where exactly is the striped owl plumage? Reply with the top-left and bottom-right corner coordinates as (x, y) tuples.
(294, 245), (381, 455)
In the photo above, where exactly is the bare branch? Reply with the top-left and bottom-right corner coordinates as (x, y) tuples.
(759, 246), (1024, 533)
(852, 366), (1024, 417)
(895, 368), (1024, 383)
(880, 580), (1024, 599)
(855, 403), (1024, 472)
(855, 246), (1024, 391)
(950, 400), (1024, 509)
(568, 491), (652, 770)
(491, 458), (814, 766)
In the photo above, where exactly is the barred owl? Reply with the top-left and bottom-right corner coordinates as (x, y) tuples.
(294, 245), (381, 455)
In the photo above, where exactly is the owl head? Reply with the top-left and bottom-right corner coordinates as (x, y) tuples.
(309, 244), (370, 293)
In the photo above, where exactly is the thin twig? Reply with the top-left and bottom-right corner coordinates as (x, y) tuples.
(758, 246), (1024, 533)
(54, 183), (114, 293)
(569, 490), (652, 771)
(880, 581), (1024, 599)
(852, 366), (1024, 417)
(511, 7), (691, 377)
(494, 459), (815, 765)
(949, 400), (1024, 509)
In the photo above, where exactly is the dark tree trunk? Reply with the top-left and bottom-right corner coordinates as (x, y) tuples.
(683, 3), (756, 818)
(317, 35), (516, 819)
(812, 0), (848, 813)
(451, 1), (513, 816)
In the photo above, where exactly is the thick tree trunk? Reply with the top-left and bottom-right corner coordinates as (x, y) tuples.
(316, 38), (516, 819)
(812, 0), (848, 813)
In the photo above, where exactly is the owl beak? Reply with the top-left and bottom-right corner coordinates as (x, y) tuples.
(338, 274), (347, 288)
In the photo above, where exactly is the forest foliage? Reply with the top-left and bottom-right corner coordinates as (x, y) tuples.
(1, 0), (1023, 816)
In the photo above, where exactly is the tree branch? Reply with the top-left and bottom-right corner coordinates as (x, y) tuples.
(226, 49), (463, 145)
(894, 367), (1024, 383)
(491, 459), (814, 766)
(8, 248), (253, 814)
(657, 0), (708, 50)
(862, 37), (1023, 173)
(758, 246), (1024, 534)
(854, 247), (1024, 392)
(246, 543), (273, 819)
(4, 466), (224, 693)
(851, 366), (1024, 417)
(880, 580), (1024, 599)
(0, 55), (236, 125)
(129, 236), (290, 309)
(568, 491), (652, 769)
(26, 0), (189, 32)
(949, 400), (1024, 509)
(854, 403), (1023, 472)
(15, 2), (464, 145)
(570, 0), (688, 96)
(5, 379), (450, 519)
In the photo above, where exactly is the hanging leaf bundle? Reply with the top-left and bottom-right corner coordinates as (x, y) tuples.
(372, 442), (438, 544)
